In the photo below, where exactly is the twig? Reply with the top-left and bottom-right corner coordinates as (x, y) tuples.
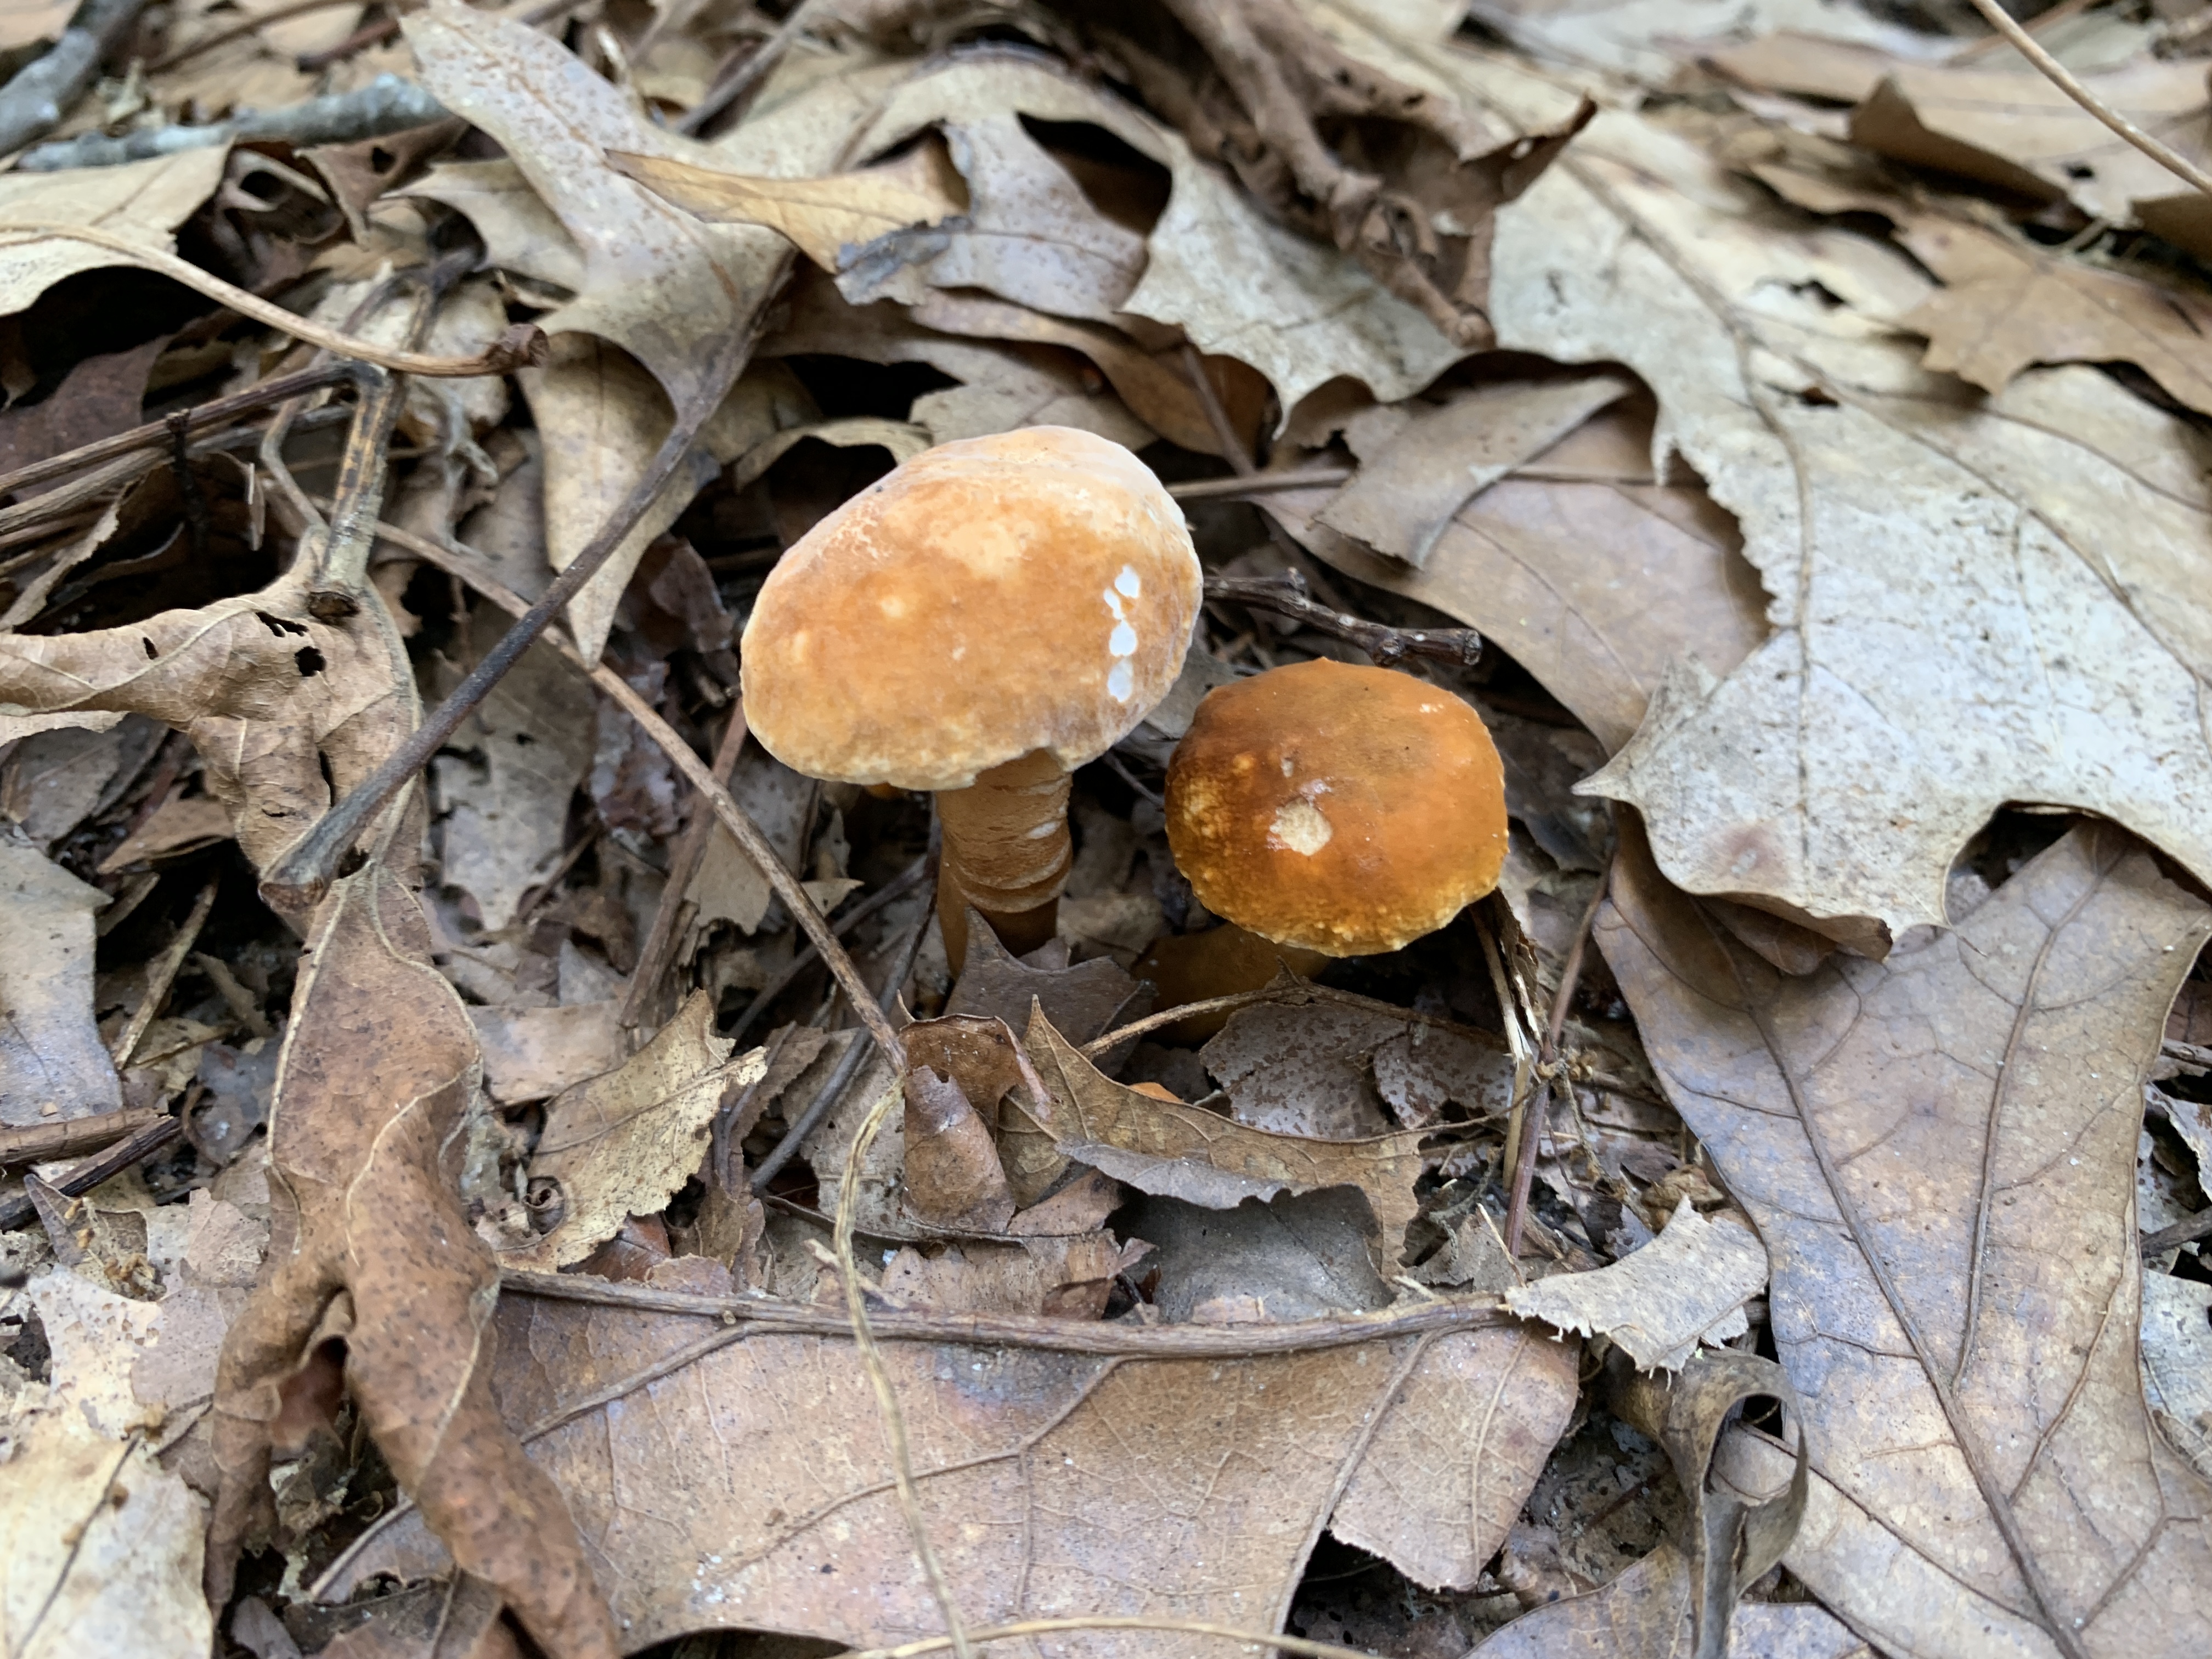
(294, 0), (597, 73)
(675, 0), (827, 137)
(715, 1023), (794, 1190)
(0, 0), (147, 155)
(110, 877), (219, 1068)
(0, 1105), (165, 1167)
(354, 514), (905, 1064)
(152, 0), (359, 69)
(1168, 468), (1351, 500)
(620, 703), (752, 1030)
(1504, 856), (1610, 1257)
(845, 1621), (1383, 1659)
(0, 363), (363, 504)
(1961, 0), (2212, 198)
(726, 853), (930, 1047)
(0, 227), (541, 377)
(1080, 978), (1505, 1062)
(1204, 571), (1481, 670)
(0, 1114), (182, 1229)
(499, 1267), (1513, 1352)
(2143, 1209), (2212, 1255)
(834, 1071), (975, 1659)
(749, 873), (935, 1192)
(19, 74), (449, 172)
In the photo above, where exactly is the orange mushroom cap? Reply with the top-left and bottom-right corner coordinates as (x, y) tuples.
(1164, 658), (1508, 956)
(740, 426), (1201, 792)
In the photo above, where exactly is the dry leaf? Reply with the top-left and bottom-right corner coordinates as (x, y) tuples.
(1276, 396), (1767, 756)
(608, 143), (962, 271)
(1024, 1006), (1431, 1273)
(1505, 1199), (1770, 1371)
(0, 1409), (212, 1659)
(902, 1064), (1019, 1232)
(0, 837), (122, 1121)
(1708, 32), (2212, 238)
(320, 1284), (1571, 1654)
(0, 717), (159, 849)
(94, 793), (232, 873)
(1893, 215), (2212, 419)
(1600, 820), (2212, 1656)
(0, 148), (228, 315)
(400, 159), (586, 294)
(1429, 49), (2212, 940)
(1119, 1186), (1396, 1321)
(1201, 1002), (1406, 1138)
(2141, 1272), (2212, 1483)
(880, 1232), (1145, 1317)
(469, 1002), (623, 1106)
(1316, 373), (1632, 566)
(504, 991), (764, 1272)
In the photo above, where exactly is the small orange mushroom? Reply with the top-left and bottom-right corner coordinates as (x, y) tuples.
(741, 426), (1201, 973)
(1164, 658), (1508, 956)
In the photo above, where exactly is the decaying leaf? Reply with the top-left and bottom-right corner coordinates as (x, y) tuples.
(0, 836), (121, 1121)
(1024, 1006), (1431, 1272)
(0, 1409), (212, 1659)
(470, 1002), (623, 1106)
(1505, 1199), (1769, 1371)
(320, 1280), (1573, 1654)
(2142, 1272), (2212, 1483)
(1600, 820), (2212, 1656)
(1432, 47), (2212, 941)
(0, 148), (228, 315)
(503, 991), (765, 1272)
(880, 1232), (1147, 1318)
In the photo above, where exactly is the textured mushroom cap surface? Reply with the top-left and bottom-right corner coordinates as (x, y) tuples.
(1166, 659), (1508, 956)
(741, 427), (1201, 790)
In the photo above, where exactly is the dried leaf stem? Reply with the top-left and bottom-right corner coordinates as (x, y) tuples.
(1081, 978), (1505, 1063)
(620, 702), (752, 1030)
(0, 1105), (166, 1167)
(1205, 571), (1482, 669)
(1961, 0), (2212, 198)
(1505, 855), (1610, 1256)
(834, 1073), (976, 1659)
(498, 1269), (1513, 1354)
(844, 1620), (1383, 1659)
(361, 516), (904, 1062)
(109, 877), (219, 1067)
(0, 227), (542, 375)
(676, 0), (827, 136)
(0, 1114), (182, 1229)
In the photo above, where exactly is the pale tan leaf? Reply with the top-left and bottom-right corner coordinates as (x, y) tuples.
(504, 991), (765, 1272)
(0, 1411), (212, 1659)
(0, 840), (121, 1121)
(319, 1288), (1571, 1656)
(93, 793), (232, 874)
(2141, 1272), (2212, 1483)
(1600, 820), (2212, 1657)
(470, 1002), (623, 1106)
(606, 143), (962, 272)
(1023, 1005), (1430, 1272)
(1504, 1199), (1770, 1371)
(400, 159), (586, 294)
(0, 149), (228, 316)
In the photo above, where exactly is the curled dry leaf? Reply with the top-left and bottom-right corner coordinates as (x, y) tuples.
(1023, 1006), (1431, 1274)
(1599, 820), (2212, 1658)
(0, 836), (122, 1120)
(1426, 48), (2212, 943)
(503, 991), (766, 1272)
(1505, 1198), (1770, 1372)
(319, 1285), (1575, 1652)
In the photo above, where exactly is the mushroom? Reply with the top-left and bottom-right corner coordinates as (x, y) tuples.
(741, 426), (1201, 973)
(1164, 657), (1508, 956)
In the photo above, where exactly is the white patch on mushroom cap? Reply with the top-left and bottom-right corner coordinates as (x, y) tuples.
(1115, 566), (1142, 598)
(1101, 572), (1142, 699)
(1267, 798), (1333, 856)
(1107, 661), (1135, 702)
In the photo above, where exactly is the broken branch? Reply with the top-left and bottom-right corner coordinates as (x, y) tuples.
(17, 75), (450, 171)
(1205, 569), (1482, 669)
(0, 0), (148, 156)
(0, 1113), (182, 1230)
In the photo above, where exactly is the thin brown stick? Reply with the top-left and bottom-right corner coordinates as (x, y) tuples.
(151, 0), (358, 69)
(0, 1106), (166, 1167)
(110, 877), (219, 1067)
(1951, 0), (2099, 62)
(358, 516), (903, 1063)
(0, 1114), (182, 1229)
(675, 0), (826, 137)
(845, 1618), (1382, 1659)
(496, 1271), (1513, 1353)
(1961, 0), (2212, 197)
(0, 228), (545, 377)
(835, 1073), (975, 1659)
(1081, 978), (1505, 1063)
(1504, 855), (1611, 1256)
(727, 853), (930, 1047)
(0, 362), (361, 501)
(1169, 468), (1350, 500)
(1205, 571), (1481, 670)
(620, 702), (751, 1030)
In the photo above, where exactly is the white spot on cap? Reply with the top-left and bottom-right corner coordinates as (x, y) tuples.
(1268, 798), (1332, 856)
(1280, 756), (1294, 777)
(1110, 622), (1137, 656)
(1115, 566), (1141, 599)
(1108, 661), (1134, 701)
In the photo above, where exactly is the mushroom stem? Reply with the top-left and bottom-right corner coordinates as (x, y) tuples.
(935, 749), (1073, 972)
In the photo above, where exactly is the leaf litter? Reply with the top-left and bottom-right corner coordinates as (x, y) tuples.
(2, 0), (2212, 1656)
